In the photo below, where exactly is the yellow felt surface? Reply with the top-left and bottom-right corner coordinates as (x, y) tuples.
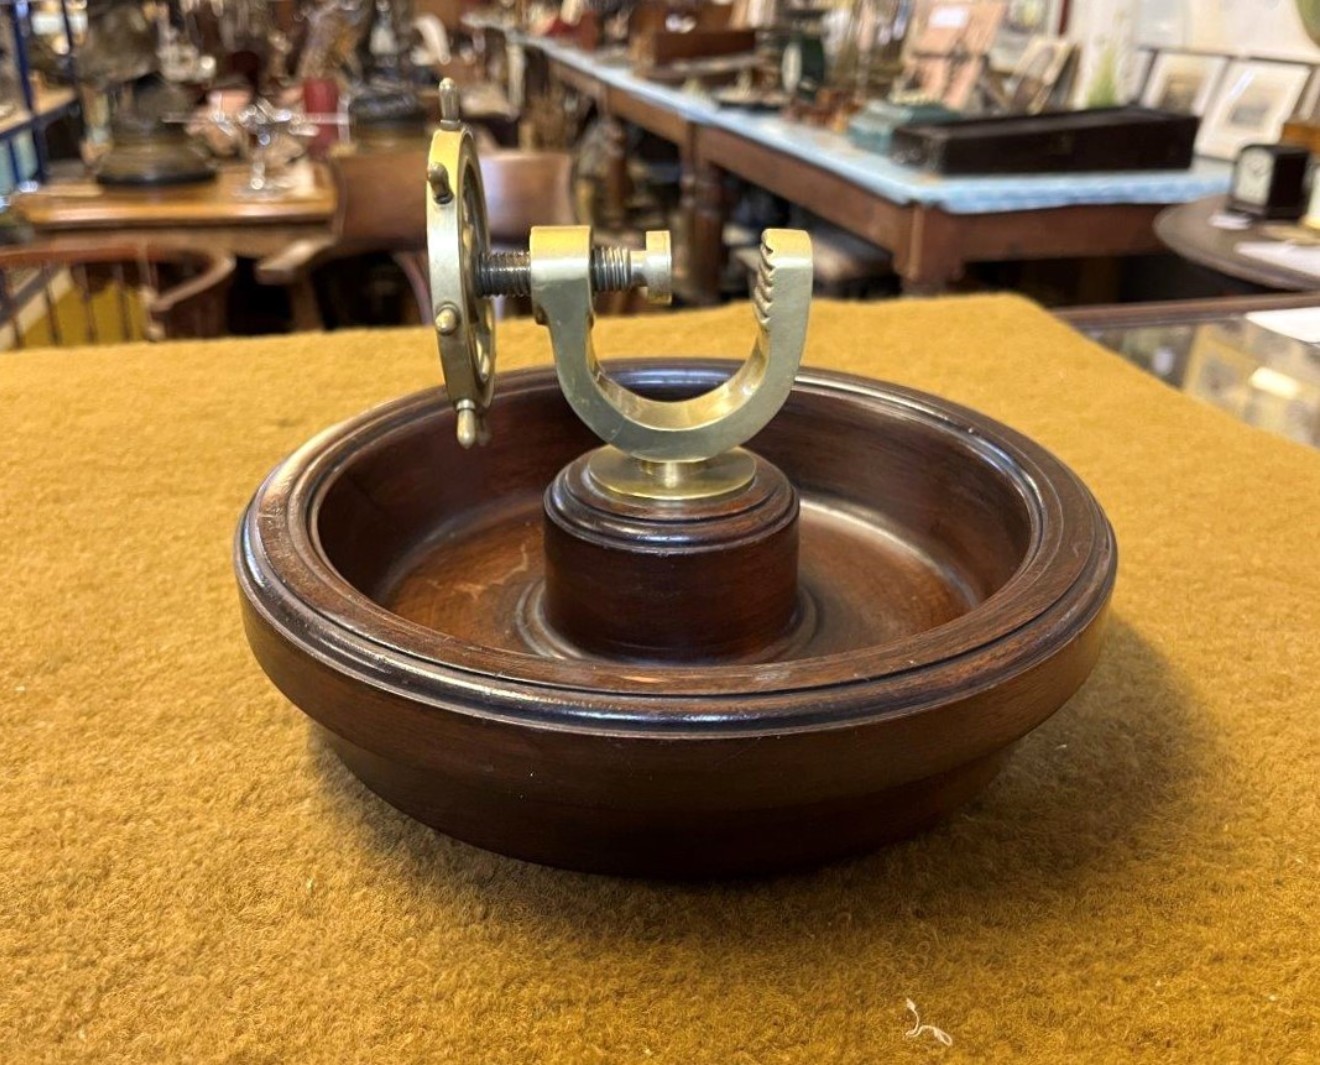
(2, 296), (1317, 1062)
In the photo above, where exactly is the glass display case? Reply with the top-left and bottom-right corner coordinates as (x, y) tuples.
(1061, 295), (1320, 450)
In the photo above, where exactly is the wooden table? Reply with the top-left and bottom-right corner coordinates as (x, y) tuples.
(531, 39), (1232, 300)
(693, 123), (1177, 296)
(1155, 194), (1320, 292)
(539, 52), (712, 298)
(5, 299), (1320, 1060)
(13, 162), (337, 261)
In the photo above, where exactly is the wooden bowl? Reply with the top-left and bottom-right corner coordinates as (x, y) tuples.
(236, 363), (1116, 877)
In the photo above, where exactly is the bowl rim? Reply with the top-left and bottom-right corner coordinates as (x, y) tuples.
(236, 362), (1116, 734)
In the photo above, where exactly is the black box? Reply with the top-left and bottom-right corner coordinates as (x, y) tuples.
(889, 107), (1200, 175)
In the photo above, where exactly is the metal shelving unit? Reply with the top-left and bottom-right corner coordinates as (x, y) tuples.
(1, 0), (84, 190)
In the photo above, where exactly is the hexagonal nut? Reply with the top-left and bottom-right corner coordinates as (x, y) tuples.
(641, 230), (673, 304)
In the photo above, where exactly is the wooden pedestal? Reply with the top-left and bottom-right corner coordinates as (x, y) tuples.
(542, 450), (799, 662)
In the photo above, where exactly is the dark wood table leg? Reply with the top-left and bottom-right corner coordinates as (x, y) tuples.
(899, 277), (951, 297)
(896, 205), (962, 296)
(601, 115), (630, 231)
(686, 158), (726, 305)
(288, 277), (324, 332)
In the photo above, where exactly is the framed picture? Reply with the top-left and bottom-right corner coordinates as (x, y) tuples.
(1005, 36), (1076, 113)
(1197, 60), (1313, 161)
(991, 0), (1070, 73)
(1127, 48), (1157, 105)
(907, 0), (1008, 110)
(1134, 0), (1190, 49)
(1295, 67), (1320, 123)
(1140, 52), (1227, 116)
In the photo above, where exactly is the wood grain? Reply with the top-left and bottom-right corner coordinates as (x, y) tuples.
(1155, 194), (1318, 293)
(542, 450), (801, 661)
(236, 362), (1116, 876)
(14, 162), (336, 229)
(0, 238), (234, 341)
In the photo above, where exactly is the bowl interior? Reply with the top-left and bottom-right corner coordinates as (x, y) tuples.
(313, 365), (1035, 667)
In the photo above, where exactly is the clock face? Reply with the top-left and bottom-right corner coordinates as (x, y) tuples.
(781, 41), (802, 94)
(1233, 147), (1274, 207)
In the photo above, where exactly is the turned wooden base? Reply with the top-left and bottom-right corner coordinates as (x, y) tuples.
(542, 449), (800, 662)
(321, 725), (1009, 878)
(236, 363), (1117, 877)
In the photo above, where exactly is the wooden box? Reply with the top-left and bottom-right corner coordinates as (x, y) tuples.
(889, 107), (1199, 175)
(630, 30), (757, 69)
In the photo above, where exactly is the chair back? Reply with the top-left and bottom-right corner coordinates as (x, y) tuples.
(480, 150), (577, 245)
(0, 240), (234, 347)
(333, 148), (432, 253)
(328, 147), (579, 320)
(334, 147), (577, 249)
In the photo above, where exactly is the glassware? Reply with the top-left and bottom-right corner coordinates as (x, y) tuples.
(209, 99), (318, 194)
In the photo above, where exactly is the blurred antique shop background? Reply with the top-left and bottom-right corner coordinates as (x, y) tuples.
(0, 0), (1319, 446)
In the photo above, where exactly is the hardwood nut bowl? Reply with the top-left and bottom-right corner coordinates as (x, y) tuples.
(236, 362), (1116, 877)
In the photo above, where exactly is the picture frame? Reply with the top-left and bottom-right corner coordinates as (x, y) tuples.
(1005, 36), (1077, 113)
(1294, 67), (1320, 123)
(1140, 51), (1227, 116)
(990, 0), (1071, 73)
(1127, 48), (1157, 105)
(907, 0), (1008, 110)
(1197, 59), (1313, 161)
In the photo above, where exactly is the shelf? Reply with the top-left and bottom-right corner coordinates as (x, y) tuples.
(0, 82), (77, 134)
(0, 3), (83, 184)
(0, 106), (33, 138)
(33, 84), (76, 120)
(0, 85), (78, 143)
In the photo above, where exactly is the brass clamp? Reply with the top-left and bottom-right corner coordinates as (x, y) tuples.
(425, 78), (813, 498)
(531, 225), (811, 499)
